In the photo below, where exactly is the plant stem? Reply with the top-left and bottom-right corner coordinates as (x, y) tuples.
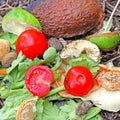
(46, 85), (65, 97)
(105, 0), (120, 31)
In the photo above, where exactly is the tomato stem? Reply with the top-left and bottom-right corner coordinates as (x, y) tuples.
(46, 85), (65, 97)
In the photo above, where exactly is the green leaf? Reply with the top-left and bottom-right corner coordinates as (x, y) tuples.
(102, 19), (113, 31)
(77, 107), (102, 120)
(51, 54), (62, 70)
(0, 88), (33, 120)
(0, 32), (18, 50)
(42, 100), (67, 120)
(88, 114), (103, 120)
(2, 8), (42, 35)
(2, 53), (42, 89)
(47, 94), (64, 101)
(18, 57), (42, 75)
(7, 51), (26, 74)
(35, 98), (44, 120)
(85, 107), (101, 120)
(43, 47), (57, 63)
(67, 54), (100, 76)
(43, 47), (62, 70)
(60, 99), (81, 120)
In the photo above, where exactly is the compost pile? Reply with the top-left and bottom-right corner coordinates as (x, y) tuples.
(0, 0), (120, 120)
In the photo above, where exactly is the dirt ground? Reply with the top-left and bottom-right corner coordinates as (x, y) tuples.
(0, 0), (120, 120)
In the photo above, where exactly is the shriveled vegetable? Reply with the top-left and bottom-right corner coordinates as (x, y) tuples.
(0, 39), (10, 61)
(16, 97), (38, 120)
(60, 40), (101, 62)
(48, 37), (63, 51)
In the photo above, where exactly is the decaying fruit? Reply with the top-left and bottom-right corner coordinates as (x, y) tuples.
(28, 0), (104, 38)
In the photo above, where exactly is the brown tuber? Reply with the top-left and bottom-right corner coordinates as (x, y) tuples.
(29, 0), (104, 38)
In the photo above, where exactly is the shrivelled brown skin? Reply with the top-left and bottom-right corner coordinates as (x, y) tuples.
(30, 0), (104, 38)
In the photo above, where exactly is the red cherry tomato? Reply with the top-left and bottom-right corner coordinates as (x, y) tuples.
(25, 65), (54, 97)
(64, 66), (93, 96)
(16, 29), (48, 59)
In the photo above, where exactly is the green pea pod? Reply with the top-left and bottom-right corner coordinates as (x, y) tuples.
(86, 31), (120, 51)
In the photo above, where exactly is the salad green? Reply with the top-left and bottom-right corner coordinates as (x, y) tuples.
(0, 32), (18, 50)
(0, 50), (102, 120)
(0, 8), (103, 120)
(66, 54), (100, 77)
(2, 8), (42, 35)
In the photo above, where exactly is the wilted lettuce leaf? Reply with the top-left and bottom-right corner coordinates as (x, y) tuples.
(40, 100), (67, 120)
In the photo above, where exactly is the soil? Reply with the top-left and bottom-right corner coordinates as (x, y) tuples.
(0, 0), (120, 120)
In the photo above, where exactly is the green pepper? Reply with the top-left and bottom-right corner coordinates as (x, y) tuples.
(86, 31), (120, 51)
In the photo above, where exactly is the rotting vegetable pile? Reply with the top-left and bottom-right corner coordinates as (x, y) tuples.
(0, 0), (120, 120)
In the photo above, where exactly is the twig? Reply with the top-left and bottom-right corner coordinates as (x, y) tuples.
(103, 55), (120, 64)
(104, 0), (120, 31)
(106, 9), (120, 17)
(106, 1), (120, 13)
(102, 0), (107, 11)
